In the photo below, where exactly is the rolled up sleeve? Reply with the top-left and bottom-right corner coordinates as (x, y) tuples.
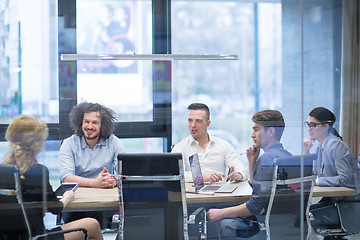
(59, 138), (76, 182)
(224, 143), (248, 181)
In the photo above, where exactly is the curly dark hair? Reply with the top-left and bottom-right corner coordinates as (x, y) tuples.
(69, 102), (116, 139)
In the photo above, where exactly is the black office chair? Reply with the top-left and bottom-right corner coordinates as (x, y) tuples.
(309, 189), (360, 239)
(0, 164), (88, 240)
(114, 153), (207, 240)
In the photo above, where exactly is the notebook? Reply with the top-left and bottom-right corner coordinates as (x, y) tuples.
(189, 153), (237, 194)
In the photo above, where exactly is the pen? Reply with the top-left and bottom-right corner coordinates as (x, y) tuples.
(239, 147), (258, 156)
(226, 167), (231, 182)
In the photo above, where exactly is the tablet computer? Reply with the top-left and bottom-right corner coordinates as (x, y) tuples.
(54, 182), (80, 198)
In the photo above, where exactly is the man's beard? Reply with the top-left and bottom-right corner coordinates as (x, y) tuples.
(84, 131), (100, 140)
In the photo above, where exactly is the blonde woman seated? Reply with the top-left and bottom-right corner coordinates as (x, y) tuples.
(2, 115), (103, 240)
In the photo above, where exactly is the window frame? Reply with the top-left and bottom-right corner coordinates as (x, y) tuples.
(56, 0), (172, 151)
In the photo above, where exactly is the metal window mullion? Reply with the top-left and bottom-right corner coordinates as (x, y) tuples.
(178, 159), (189, 240)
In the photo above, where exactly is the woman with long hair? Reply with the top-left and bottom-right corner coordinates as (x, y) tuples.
(304, 107), (360, 237)
(303, 107), (360, 189)
(2, 115), (103, 240)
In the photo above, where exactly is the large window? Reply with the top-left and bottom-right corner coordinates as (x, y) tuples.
(0, 0), (169, 184)
(0, 0), (353, 238)
(0, 0), (343, 174)
(171, 0), (341, 156)
(171, 2), (282, 159)
(75, 0), (153, 122)
(0, 0), (58, 123)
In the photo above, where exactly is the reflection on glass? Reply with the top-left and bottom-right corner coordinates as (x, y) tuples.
(0, 137), (163, 186)
(0, 0), (59, 123)
(76, 0), (153, 122)
(171, 2), (282, 152)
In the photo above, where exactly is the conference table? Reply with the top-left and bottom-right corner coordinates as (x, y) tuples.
(65, 181), (356, 211)
(63, 182), (356, 239)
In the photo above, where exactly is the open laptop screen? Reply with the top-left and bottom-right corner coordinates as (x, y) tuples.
(189, 153), (205, 191)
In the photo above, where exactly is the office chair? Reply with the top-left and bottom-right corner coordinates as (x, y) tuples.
(227, 154), (315, 240)
(115, 153), (207, 240)
(263, 154), (316, 240)
(0, 164), (88, 240)
(309, 191), (360, 239)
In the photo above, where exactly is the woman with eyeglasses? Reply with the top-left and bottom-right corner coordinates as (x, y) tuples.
(303, 107), (360, 237)
(303, 107), (359, 188)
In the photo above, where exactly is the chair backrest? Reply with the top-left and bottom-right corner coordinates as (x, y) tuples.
(0, 164), (33, 238)
(265, 154), (316, 240)
(117, 153), (188, 240)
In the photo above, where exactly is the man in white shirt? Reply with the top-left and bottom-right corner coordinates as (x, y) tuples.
(172, 103), (247, 183)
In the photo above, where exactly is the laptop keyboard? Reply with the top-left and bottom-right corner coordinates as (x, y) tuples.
(201, 185), (222, 192)
(216, 185), (237, 192)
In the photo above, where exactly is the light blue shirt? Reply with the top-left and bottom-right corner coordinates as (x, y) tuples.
(59, 134), (126, 181)
(246, 143), (292, 215)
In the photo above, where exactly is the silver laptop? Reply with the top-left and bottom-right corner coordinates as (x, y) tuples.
(189, 153), (237, 194)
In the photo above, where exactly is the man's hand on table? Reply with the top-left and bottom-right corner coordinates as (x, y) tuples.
(225, 166), (243, 182)
(203, 172), (222, 183)
(94, 167), (117, 188)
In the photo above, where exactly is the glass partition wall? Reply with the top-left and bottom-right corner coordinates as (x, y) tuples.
(0, 0), (359, 239)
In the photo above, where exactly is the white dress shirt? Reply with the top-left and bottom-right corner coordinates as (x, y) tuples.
(172, 134), (248, 182)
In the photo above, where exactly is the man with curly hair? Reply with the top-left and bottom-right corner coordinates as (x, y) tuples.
(59, 102), (126, 188)
(59, 102), (126, 228)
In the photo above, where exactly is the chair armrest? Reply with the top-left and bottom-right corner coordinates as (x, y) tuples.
(188, 207), (206, 224)
(188, 207), (207, 240)
(32, 227), (88, 240)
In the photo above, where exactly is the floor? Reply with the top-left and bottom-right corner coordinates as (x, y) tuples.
(101, 231), (360, 240)
(45, 213), (360, 240)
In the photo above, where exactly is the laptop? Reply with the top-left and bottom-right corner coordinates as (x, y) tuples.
(189, 153), (237, 194)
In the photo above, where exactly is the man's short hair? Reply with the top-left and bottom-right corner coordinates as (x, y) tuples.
(69, 102), (116, 139)
(252, 110), (285, 141)
(187, 103), (210, 121)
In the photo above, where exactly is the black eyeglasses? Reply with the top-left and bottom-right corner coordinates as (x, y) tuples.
(304, 121), (323, 129)
(304, 121), (333, 129)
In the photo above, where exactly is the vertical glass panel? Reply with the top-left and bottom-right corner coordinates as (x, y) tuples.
(0, 0), (58, 123)
(76, 0), (153, 122)
(172, 1), (348, 239)
(172, 1), (281, 157)
(121, 137), (164, 153)
(283, 0), (341, 155)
